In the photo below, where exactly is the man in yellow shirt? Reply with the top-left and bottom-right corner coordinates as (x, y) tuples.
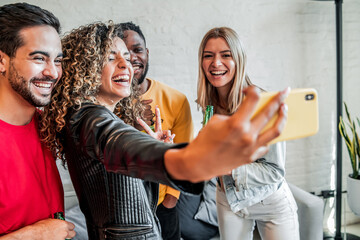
(119, 22), (194, 240)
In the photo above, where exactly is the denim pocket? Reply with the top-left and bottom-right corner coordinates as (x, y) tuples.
(261, 185), (286, 205)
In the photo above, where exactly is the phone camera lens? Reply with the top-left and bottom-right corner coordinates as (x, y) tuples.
(305, 94), (314, 101)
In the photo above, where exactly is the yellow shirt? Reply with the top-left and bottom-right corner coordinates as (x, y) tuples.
(142, 78), (194, 205)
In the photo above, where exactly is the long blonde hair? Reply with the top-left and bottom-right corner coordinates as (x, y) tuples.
(39, 22), (143, 163)
(196, 27), (253, 114)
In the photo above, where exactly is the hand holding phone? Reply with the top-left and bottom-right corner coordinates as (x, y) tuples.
(252, 88), (319, 144)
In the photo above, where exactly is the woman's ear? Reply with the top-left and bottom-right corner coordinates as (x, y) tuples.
(0, 50), (8, 76)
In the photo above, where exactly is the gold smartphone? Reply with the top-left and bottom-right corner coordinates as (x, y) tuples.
(253, 88), (319, 144)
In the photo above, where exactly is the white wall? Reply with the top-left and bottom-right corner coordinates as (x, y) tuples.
(4, 0), (360, 224)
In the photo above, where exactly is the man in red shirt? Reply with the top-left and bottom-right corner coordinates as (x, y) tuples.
(0, 3), (75, 239)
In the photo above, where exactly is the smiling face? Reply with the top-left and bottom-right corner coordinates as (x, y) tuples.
(201, 37), (236, 95)
(98, 37), (133, 106)
(123, 30), (149, 85)
(2, 25), (62, 107)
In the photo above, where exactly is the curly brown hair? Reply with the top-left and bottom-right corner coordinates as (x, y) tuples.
(39, 22), (144, 163)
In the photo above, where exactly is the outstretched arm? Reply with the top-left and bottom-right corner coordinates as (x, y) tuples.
(164, 86), (289, 182)
(69, 86), (287, 187)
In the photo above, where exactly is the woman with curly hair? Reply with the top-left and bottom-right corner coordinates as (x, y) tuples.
(40, 22), (181, 239)
(39, 22), (289, 240)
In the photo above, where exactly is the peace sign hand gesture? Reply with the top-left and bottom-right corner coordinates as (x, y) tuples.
(137, 106), (175, 143)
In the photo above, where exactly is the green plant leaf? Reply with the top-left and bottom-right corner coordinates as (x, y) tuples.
(339, 102), (359, 178)
(355, 130), (360, 173)
(351, 132), (357, 172)
(339, 117), (351, 147)
(344, 102), (352, 123)
(339, 119), (355, 165)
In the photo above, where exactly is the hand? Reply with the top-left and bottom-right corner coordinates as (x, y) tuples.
(164, 86), (289, 182)
(162, 194), (178, 209)
(32, 219), (76, 240)
(137, 106), (175, 143)
(0, 218), (76, 240)
(134, 99), (154, 131)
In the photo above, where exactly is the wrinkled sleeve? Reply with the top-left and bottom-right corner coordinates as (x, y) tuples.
(68, 104), (204, 194)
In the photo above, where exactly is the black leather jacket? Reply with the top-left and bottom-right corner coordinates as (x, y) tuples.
(63, 104), (203, 240)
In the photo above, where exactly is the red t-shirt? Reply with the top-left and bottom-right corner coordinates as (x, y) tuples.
(0, 113), (64, 235)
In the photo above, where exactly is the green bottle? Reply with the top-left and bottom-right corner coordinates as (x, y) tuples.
(203, 105), (214, 127)
(53, 212), (65, 220)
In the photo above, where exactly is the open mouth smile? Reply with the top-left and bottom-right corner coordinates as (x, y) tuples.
(31, 80), (56, 95)
(112, 75), (130, 85)
(33, 82), (53, 89)
(210, 70), (227, 76)
(132, 62), (143, 72)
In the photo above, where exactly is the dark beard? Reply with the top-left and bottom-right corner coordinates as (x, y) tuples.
(8, 61), (55, 107)
(136, 61), (149, 85)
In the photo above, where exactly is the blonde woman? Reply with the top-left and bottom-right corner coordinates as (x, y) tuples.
(197, 27), (299, 240)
